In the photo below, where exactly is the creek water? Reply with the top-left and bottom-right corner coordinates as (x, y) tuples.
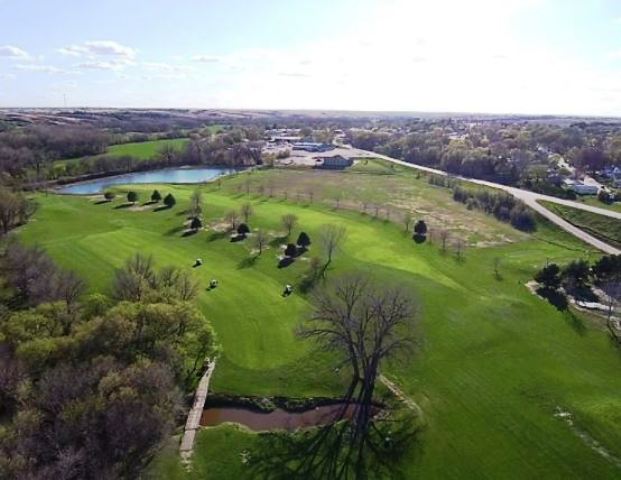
(200, 403), (363, 432)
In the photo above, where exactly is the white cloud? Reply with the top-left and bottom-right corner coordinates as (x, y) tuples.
(77, 61), (126, 71)
(15, 63), (67, 74)
(0, 45), (29, 59)
(192, 55), (220, 63)
(60, 41), (136, 64)
(0, 73), (16, 80)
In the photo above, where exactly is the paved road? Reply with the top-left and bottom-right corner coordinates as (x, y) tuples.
(348, 149), (620, 255)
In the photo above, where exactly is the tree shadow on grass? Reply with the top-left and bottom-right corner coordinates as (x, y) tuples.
(278, 257), (295, 269)
(207, 231), (228, 243)
(114, 202), (133, 209)
(153, 205), (173, 212)
(94, 199), (111, 205)
(182, 229), (198, 238)
(143, 200), (158, 206)
(269, 236), (288, 248)
(564, 310), (587, 336)
(238, 255), (259, 269)
(230, 234), (246, 243)
(247, 413), (422, 480)
(412, 234), (426, 244)
(164, 225), (185, 236)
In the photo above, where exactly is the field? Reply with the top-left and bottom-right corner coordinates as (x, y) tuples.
(540, 200), (621, 249)
(56, 137), (189, 166)
(17, 166), (621, 479)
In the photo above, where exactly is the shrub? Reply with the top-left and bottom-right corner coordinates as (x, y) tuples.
(190, 217), (202, 231)
(104, 191), (115, 201)
(151, 190), (162, 203)
(127, 191), (138, 204)
(509, 205), (536, 232)
(297, 231), (311, 248)
(534, 263), (561, 289)
(163, 193), (176, 208)
(414, 220), (427, 236)
(598, 189), (613, 204)
(284, 243), (297, 257)
(237, 223), (250, 237)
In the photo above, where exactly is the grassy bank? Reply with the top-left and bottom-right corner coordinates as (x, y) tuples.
(540, 200), (621, 249)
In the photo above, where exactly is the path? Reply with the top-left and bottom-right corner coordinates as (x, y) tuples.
(379, 374), (423, 417)
(180, 360), (216, 464)
(347, 149), (621, 255)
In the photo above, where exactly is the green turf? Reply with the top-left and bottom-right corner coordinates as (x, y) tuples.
(56, 138), (189, 166)
(540, 200), (621, 249)
(16, 170), (621, 479)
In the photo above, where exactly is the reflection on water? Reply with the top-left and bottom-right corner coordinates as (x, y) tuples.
(57, 167), (238, 194)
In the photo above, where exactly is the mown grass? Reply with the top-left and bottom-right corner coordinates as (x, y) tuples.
(16, 169), (621, 479)
(56, 137), (189, 166)
(540, 200), (621, 249)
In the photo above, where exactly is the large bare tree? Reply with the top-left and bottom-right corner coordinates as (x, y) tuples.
(299, 273), (417, 477)
(318, 224), (346, 277)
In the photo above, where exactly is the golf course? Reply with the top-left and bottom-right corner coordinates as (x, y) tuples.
(16, 164), (621, 479)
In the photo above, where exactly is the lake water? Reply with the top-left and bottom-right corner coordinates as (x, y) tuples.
(57, 167), (238, 194)
(200, 403), (375, 432)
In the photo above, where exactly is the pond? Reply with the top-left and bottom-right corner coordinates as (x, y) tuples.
(200, 403), (374, 432)
(56, 167), (239, 195)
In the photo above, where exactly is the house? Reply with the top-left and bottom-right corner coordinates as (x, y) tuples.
(315, 155), (353, 170)
(562, 178), (599, 195)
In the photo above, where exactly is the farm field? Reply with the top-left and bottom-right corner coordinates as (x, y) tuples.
(17, 167), (621, 479)
(540, 200), (621, 249)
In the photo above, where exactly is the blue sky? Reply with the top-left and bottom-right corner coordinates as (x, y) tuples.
(1, 0), (621, 115)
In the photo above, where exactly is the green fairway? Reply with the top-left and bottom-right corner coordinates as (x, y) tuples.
(17, 168), (621, 479)
(56, 137), (189, 166)
(540, 200), (621, 249)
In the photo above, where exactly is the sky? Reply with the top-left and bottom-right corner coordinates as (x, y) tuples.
(1, 0), (621, 116)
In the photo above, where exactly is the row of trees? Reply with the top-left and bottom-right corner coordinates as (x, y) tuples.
(0, 248), (218, 478)
(0, 125), (110, 181)
(534, 255), (621, 320)
(347, 121), (621, 188)
(452, 186), (536, 232)
(0, 187), (36, 235)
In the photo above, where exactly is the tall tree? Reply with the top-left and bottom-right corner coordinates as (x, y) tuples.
(281, 214), (298, 237)
(318, 224), (346, 277)
(299, 273), (417, 474)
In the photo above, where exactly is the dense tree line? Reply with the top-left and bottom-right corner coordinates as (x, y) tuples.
(0, 247), (217, 479)
(0, 188), (36, 235)
(534, 254), (621, 316)
(0, 126), (110, 180)
(347, 121), (621, 187)
(452, 186), (536, 232)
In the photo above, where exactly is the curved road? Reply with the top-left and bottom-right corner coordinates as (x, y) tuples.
(349, 149), (621, 255)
